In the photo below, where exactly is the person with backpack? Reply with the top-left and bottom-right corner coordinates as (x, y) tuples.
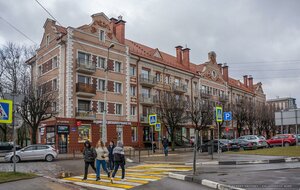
(162, 136), (169, 156)
(82, 140), (97, 180)
(110, 141), (126, 183)
(95, 140), (110, 181)
(107, 140), (115, 171)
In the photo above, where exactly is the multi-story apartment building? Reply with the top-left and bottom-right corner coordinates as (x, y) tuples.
(267, 97), (297, 111)
(27, 12), (266, 152)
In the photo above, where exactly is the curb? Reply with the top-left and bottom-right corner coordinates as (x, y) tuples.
(169, 173), (245, 190)
(185, 157), (300, 166)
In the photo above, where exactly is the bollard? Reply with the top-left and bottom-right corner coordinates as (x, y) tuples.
(73, 149), (75, 160)
(139, 148), (141, 163)
(129, 149), (132, 159)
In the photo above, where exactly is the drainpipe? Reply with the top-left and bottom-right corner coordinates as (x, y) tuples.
(136, 56), (141, 149)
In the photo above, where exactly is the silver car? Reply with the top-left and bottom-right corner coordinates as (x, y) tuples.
(238, 135), (268, 148)
(4, 144), (58, 162)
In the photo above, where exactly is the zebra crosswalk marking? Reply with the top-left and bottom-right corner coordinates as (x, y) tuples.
(63, 164), (192, 189)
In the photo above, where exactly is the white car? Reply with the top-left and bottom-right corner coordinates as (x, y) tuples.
(5, 144), (58, 162)
(238, 135), (268, 148)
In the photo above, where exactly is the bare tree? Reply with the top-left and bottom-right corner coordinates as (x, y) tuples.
(232, 99), (248, 137)
(19, 88), (56, 144)
(158, 92), (188, 151)
(189, 97), (214, 174)
(245, 99), (256, 135)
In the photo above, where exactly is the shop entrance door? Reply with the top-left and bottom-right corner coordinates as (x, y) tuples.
(58, 134), (68, 154)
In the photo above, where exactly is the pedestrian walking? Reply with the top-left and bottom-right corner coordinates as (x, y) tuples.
(110, 141), (126, 183)
(107, 140), (115, 171)
(95, 140), (110, 181)
(162, 136), (169, 156)
(82, 140), (97, 180)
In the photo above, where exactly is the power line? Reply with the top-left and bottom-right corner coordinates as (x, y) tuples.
(229, 59), (300, 64)
(35, 0), (62, 26)
(0, 16), (37, 45)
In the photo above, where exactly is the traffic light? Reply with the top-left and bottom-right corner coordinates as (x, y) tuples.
(76, 121), (81, 126)
(225, 127), (229, 132)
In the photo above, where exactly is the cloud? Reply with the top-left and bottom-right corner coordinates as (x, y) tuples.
(0, 0), (299, 106)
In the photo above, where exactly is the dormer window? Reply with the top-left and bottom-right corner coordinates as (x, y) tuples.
(46, 35), (50, 47)
(99, 29), (105, 42)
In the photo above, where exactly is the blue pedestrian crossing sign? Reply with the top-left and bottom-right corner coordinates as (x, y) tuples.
(224, 112), (232, 121)
(216, 106), (223, 122)
(0, 100), (13, 124)
(155, 123), (161, 131)
(148, 114), (157, 125)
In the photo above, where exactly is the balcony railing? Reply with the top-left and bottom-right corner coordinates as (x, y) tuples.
(219, 95), (229, 102)
(139, 75), (157, 87)
(172, 83), (188, 93)
(200, 89), (212, 99)
(75, 108), (96, 120)
(140, 115), (149, 123)
(76, 83), (96, 97)
(76, 58), (96, 73)
(139, 94), (158, 105)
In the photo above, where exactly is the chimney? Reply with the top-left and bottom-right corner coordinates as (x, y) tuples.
(182, 48), (190, 68)
(115, 16), (126, 44)
(222, 63), (229, 82)
(110, 17), (118, 35)
(218, 63), (222, 73)
(243, 75), (248, 87)
(248, 75), (253, 89)
(175, 46), (183, 64)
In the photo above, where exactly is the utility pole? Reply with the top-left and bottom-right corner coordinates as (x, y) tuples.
(102, 43), (115, 144)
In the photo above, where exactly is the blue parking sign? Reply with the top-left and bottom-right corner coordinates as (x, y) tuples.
(224, 112), (232, 121)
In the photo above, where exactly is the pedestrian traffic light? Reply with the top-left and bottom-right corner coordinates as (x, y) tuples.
(225, 127), (229, 132)
(76, 121), (81, 126)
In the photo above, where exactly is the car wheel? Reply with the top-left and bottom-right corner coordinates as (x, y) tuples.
(11, 155), (20, 163)
(45, 154), (54, 162)
(284, 142), (290, 147)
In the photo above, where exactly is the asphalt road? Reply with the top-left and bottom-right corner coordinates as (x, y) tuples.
(132, 177), (212, 190)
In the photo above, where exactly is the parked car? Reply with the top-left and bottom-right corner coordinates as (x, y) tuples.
(0, 142), (21, 152)
(4, 144), (58, 163)
(228, 139), (241, 151)
(238, 139), (258, 150)
(238, 135), (268, 148)
(296, 134), (300, 143)
(198, 140), (229, 153)
(266, 134), (296, 147)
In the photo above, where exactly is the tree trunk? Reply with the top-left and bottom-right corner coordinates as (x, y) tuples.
(171, 130), (175, 151)
(31, 125), (38, 144)
(193, 129), (198, 175)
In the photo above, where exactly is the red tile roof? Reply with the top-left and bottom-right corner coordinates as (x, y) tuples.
(125, 39), (198, 74)
(228, 77), (254, 94)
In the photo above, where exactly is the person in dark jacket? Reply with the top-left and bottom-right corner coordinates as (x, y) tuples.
(107, 140), (115, 171)
(162, 136), (169, 156)
(110, 141), (126, 183)
(82, 140), (97, 180)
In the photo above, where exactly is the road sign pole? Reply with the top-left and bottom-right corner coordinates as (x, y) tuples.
(218, 122), (220, 158)
(152, 125), (154, 154)
(12, 95), (16, 172)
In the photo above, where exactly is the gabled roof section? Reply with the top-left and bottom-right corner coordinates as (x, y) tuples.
(229, 77), (254, 94)
(91, 12), (110, 22)
(125, 39), (198, 74)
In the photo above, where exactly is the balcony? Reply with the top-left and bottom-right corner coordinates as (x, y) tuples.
(140, 115), (149, 123)
(172, 83), (188, 94)
(139, 75), (157, 87)
(200, 90), (212, 99)
(76, 83), (96, 98)
(219, 95), (229, 102)
(139, 95), (158, 106)
(75, 109), (96, 120)
(76, 58), (96, 74)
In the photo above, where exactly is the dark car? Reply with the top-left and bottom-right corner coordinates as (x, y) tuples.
(237, 139), (258, 150)
(198, 140), (229, 153)
(0, 142), (21, 152)
(228, 139), (241, 151)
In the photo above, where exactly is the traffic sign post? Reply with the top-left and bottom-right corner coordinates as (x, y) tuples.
(0, 100), (13, 124)
(215, 106), (223, 158)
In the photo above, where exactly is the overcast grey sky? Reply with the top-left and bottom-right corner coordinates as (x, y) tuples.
(0, 0), (299, 106)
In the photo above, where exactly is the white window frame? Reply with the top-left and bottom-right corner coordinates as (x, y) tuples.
(52, 56), (58, 68)
(99, 29), (105, 42)
(52, 101), (57, 112)
(38, 65), (42, 76)
(115, 82), (122, 94)
(114, 61), (122, 73)
(98, 101), (104, 113)
(131, 126), (138, 142)
(98, 79), (105, 91)
(97, 56), (106, 69)
(130, 65), (136, 76)
(52, 78), (58, 91)
(115, 104), (122, 115)
(130, 105), (136, 116)
(46, 34), (50, 47)
(130, 85), (136, 96)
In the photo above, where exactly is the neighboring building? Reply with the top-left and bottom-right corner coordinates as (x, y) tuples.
(27, 12), (267, 152)
(267, 97), (297, 111)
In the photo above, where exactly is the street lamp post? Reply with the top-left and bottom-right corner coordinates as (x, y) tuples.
(102, 43), (115, 144)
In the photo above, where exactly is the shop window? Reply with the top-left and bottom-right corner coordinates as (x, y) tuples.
(78, 125), (91, 143)
(46, 126), (55, 145)
(131, 126), (138, 142)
